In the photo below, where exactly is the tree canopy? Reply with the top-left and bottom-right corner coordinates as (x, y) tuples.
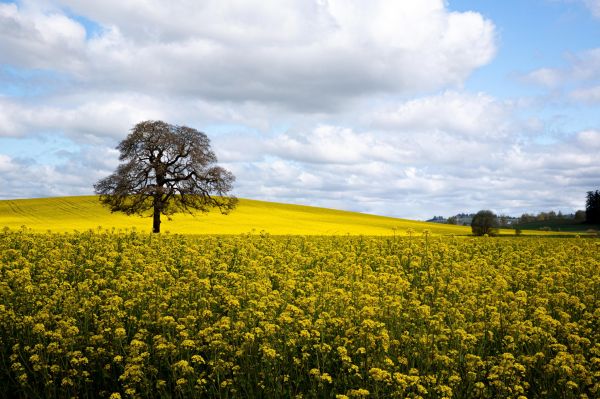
(471, 210), (499, 236)
(586, 190), (600, 224)
(94, 120), (237, 233)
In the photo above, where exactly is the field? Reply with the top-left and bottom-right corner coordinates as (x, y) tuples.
(0, 196), (474, 236)
(0, 196), (578, 237)
(1, 228), (599, 398)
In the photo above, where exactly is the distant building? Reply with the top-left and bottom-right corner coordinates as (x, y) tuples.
(498, 215), (520, 227)
(426, 216), (447, 224)
(454, 214), (474, 226)
(439, 212), (520, 227)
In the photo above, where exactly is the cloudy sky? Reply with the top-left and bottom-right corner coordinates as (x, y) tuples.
(1, 0), (599, 219)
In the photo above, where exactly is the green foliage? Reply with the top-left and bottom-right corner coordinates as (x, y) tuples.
(471, 210), (499, 236)
(586, 190), (600, 224)
(514, 216), (596, 233)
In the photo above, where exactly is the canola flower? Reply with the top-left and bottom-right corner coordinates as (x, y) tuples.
(0, 227), (599, 398)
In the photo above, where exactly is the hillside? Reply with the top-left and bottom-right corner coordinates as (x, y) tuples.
(0, 196), (475, 235)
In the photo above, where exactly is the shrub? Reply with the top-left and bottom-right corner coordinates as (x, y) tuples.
(471, 210), (499, 236)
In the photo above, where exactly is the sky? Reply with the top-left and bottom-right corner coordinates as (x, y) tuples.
(0, 0), (599, 220)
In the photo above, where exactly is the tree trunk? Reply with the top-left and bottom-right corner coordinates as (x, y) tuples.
(153, 199), (161, 233)
(153, 171), (166, 234)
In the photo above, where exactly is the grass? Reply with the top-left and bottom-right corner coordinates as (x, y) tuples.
(0, 196), (574, 236)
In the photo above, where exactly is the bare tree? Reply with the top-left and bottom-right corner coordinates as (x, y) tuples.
(94, 120), (237, 233)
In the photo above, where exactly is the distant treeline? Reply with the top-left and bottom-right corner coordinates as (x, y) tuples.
(435, 189), (599, 232)
(439, 210), (586, 227)
(516, 210), (586, 224)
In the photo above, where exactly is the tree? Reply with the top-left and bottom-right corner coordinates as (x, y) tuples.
(574, 210), (586, 223)
(94, 120), (237, 233)
(586, 190), (600, 224)
(499, 215), (509, 227)
(471, 210), (499, 236)
(519, 213), (535, 224)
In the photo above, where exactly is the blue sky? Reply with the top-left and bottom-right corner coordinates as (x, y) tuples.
(0, 0), (599, 219)
(459, 1), (598, 92)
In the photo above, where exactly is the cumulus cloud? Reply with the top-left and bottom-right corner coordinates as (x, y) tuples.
(0, 0), (596, 219)
(210, 92), (596, 218)
(369, 91), (512, 138)
(0, 2), (86, 71)
(0, 94), (169, 141)
(0, 93), (278, 142)
(576, 129), (600, 147)
(0, 147), (117, 199)
(266, 125), (404, 164)
(0, 0), (496, 111)
(224, 131), (597, 219)
(1, 96), (597, 218)
(0, 154), (16, 174)
(3, 83), (595, 218)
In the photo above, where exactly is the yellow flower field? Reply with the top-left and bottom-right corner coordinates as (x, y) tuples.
(0, 196), (568, 236)
(0, 228), (598, 398)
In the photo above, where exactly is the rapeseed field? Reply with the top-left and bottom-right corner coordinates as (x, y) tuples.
(1, 227), (598, 398)
(0, 196), (573, 236)
(0, 196), (472, 235)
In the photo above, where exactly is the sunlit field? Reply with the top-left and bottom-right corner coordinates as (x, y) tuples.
(0, 196), (574, 236)
(0, 196), (474, 236)
(1, 229), (598, 398)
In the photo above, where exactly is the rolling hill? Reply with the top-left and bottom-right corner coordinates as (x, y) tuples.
(0, 196), (475, 235)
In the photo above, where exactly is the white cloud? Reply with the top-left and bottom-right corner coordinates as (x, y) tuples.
(0, 3), (86, 71)
(369, 91), (512, 138)
(0, 154), (16, 173)
(0, 149), (112, 199)
(1, 79), (596, 219)
(576, 129), (600, 147)
(2, 112), (597, 218)
(0, 1), (597, 219)
(0, 94), (170, 141)
(266, 125), (404, 164)
(0, 92), (283, 144)
(524, 48), (600, 102)
(226, 133), (597, 218)
(212, 96), (597, 218)
(0, 0), (496, 111)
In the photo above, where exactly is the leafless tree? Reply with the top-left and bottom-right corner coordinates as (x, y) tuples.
(94, 120), (237, 233)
